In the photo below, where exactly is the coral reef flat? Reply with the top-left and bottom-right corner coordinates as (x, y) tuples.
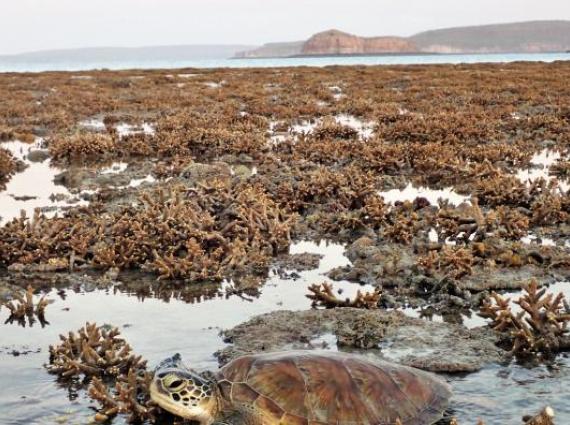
(0, 62), (569, 424)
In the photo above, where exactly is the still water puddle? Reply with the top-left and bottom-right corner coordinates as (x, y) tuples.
(0, 241), (371, 424)
(378, 183), (470, 207)
(78, 120), (156, 138)
(516, 148), (570, 191)
(290, 114), (374, 140)
(1, 240), (569, 423)
(0, 140), (87, 225)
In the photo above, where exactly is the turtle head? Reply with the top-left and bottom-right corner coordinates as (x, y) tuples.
(150, 354), (218, 424)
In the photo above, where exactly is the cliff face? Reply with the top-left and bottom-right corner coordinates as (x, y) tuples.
(301, 30), (417, 55)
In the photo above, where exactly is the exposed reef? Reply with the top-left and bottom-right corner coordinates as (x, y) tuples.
(217, 308), (504, 373)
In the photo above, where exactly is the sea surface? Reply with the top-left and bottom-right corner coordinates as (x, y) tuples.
(1, 52), (569, 73)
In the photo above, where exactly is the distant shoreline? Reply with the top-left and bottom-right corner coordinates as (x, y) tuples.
(234, 52), (438, 59)
(232, 51), (569, 60)
(1, 52), (569, 74)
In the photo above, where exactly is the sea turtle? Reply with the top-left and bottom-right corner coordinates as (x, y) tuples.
(150, 350), (451, 425)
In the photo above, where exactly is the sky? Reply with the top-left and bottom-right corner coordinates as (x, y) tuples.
(2, 0), (570, 55)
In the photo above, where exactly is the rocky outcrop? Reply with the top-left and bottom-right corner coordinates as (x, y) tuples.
(301, 30), (417, 55)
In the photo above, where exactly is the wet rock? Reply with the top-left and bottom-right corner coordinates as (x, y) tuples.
(335, 315), (385, 349)
(217, 309), (410, 364)
(233, 164), (252, 179)
(181, 162), (231, 181)
(27, 149), (50, 163)
(381, 324), (503, 373)
(10, 194), (37, 201)
(217, 308), (504, 373)
(275, 252), (323, 271)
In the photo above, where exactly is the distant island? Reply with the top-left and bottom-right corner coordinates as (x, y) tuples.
(0, 45), (256, 64)
(1, 20), (569, 68)
(235, 20), (570, 58)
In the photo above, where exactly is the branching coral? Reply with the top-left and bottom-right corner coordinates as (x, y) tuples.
(479, 280), (570, 357)
(0, 181), (293, 283)
(46, 322), (147, 377)
(49, 133), (117, 161)
(2, 285), (52, 327)
(47, 323), (156, 423)
(307, 282), (381, 309)
(0, 147), (16, 189)
(417, 246), (474, 280)
(309, 117), (359, 140)
(89, 370), (157, 423)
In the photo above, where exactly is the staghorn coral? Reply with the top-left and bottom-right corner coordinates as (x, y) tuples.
(307, 282), (381, 309)
(46, 323), (156, 423)
(49, 133), (117, 161)
(309, 116), (359, 140)
(2, 285), (52, 327)
(417, 246), (474, 280)
(89, 370), (157, 423)
(1, 63), (570, 311)
(46, 322), (147, 378)
(0, 181), (293, 283)
(550, 160), (570, 178)
(479, 280), (570, 357)
(0, 147), (16, 189)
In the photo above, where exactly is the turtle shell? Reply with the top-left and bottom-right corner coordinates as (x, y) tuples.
(217, 350), (451, 425)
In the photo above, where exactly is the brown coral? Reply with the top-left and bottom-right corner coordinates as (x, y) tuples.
(2, 285), (52, 327)
(479, 280), (570, 357)
(49, 133), (117, 161)
(46, 322), (147, 378)
(0, 147), (16, 189)
(307, 282), (381, 309)
(89, 370), (157, 423)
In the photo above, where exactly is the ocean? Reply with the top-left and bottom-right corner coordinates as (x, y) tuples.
(1, 52), (569, 73)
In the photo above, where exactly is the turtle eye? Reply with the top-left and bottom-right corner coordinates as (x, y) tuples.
(163, 374), (187, 392)
(168, 380), (186, 391)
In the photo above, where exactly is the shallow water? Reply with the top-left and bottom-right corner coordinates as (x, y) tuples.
(1, 240), (569, 424)
(1, 52), (569, 73)
(378, 183), (470, 207)
(0, 141), (87, 225)
(0, 241), (373, 424)
(516, 148), (570, 191)
(2, 143), (570, 423)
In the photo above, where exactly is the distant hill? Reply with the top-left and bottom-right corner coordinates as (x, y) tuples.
(0, 45), (257, 64)
(411, 20), (570, 53)
(235, 42), (304, 59)
(235, 20), (570, 58)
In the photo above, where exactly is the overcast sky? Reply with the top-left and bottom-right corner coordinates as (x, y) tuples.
(2, 0), (570, 55)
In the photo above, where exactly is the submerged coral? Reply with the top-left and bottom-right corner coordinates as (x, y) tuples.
(89, 370), (156, 423)
(2, 285), (52, 327)
(47, 322), (147, 378)
(47, 323), (156, 423)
